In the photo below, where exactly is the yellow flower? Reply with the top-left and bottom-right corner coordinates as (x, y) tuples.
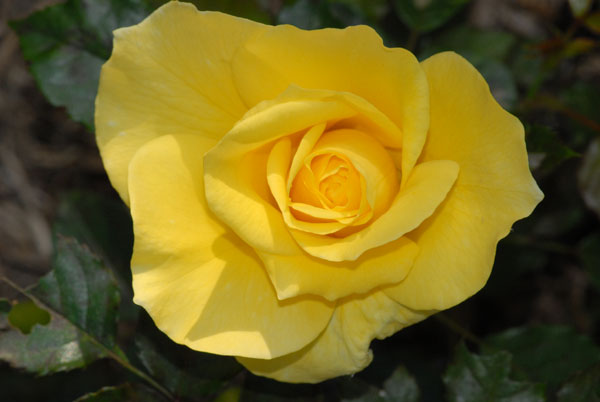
(95, 1), (543, 383)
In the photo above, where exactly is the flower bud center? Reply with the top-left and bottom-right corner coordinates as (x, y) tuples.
(291, 152), (362, 213)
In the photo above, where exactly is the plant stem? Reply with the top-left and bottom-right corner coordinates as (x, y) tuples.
(435, 312), (484, 346)
(0, 274), (175, 401)
(507, 234), (576, 256)
(406, 29), (419, 52)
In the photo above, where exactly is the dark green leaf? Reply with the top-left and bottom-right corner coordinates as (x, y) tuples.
(332, 0), (389, 21)
(510, 45), (544, 88)
(338, 376), (384, 402)
(477, 60), (518, 110)
(337, 366), (419, 402)
(443, 343), (545, 402)
(392, 0), (470, 33)
(579, 138), (600, 218)
(561, 82), (600, 147)
(556, 364), (600, 402)
(585, 12), (600, 33)
(526, 124), (579, 174)
(54, 192), (132, 275)
(10, 0), (154, 130)
(579, 232), (600, 292)
(560, 38), (595, 59)
(74, 383), (166, 402)
(0, 299), (9, 331)
(7, 300), (51, 334)
(0, 237), (121, 374)
(214, 387), (242, 402)
(241, 375), (319, 402)
(0, 299), (11, 314)
(53, 192), (138, 323)
(418, 26), (518, 109)
(419, 26), (516, 64)
(34, 237), (121, 348)
(382, 366), (420, 402)
(0, 311), (107, 375)
(485, 326), (600, 390)
(134, 336), (230, 399)
(278, 0), (364, 29)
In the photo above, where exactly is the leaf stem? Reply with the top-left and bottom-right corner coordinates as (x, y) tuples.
(435, 312), (484, 346)
(406, 29), (419, 52)
(0, 274), (175, 401)
(521, 94), (600, 134)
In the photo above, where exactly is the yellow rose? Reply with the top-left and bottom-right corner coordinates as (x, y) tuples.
(94, 1), (543, 383)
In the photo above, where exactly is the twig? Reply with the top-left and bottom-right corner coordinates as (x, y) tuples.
(435, 312), (484, 346)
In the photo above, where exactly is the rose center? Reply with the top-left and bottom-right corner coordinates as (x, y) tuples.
(291, 152), (362, 212)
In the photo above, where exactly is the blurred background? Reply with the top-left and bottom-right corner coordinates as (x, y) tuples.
(1, 0), (599, 401)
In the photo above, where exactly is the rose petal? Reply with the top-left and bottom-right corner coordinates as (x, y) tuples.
(385, 53), (544, 310)
(204, 87), (399, 255)
(268, 137), (349, 235)
(291, 160), (459, 262)
(237, 290), (431, 383)
(232, 25), (429, 185)
(257, 235), (418, 301)
(129, 134), (333, 359)
(95, 2), (266, 203)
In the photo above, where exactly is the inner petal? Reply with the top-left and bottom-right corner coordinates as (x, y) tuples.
(290, 152), (364, 221)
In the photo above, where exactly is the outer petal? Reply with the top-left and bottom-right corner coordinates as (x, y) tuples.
(95, 1), (267, 203)
(232, 24), (429, 185)
(258, 235), (419, 301)
(129, 134), (333, 359)
(385, 53), (544, 310)
(238, 291), (431, 383)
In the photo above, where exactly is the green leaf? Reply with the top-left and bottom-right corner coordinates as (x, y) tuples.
(74, 383), (167, 402)
(34, 237), (121, 348)
(7, 300), (51, 334)
(10, 0), (153, 130)
(392, 0), (470, 33)
(332, 0), (389, 21)
(0, 309), (107, 375)
(568, 0), (592, 17)
(560, 82), (600, 148)
(278, 0), (365, 29)
(418, 26), (518, 109)
(0, 237), (121, 374)
(52, 192), (137, 322)
(0, 299), (10, 314)
(0, 298), (10, 331)
(485, 326), (600, 391)
(134, 335), (237, 399)
(214, 387), (242, 402)
(419, 26), (516, 64)
(337, 367), (419, 402)
(443, 343), (546, 402)
(382, 366), (420, 402)
(240, 375), (319, 402)
(526, 124), (579, 174)
(54, 192), (133, 275)
(556, 364), (600, 402)
(336, 375), (383, 402)
(579, 138), (600, 218)
(585, 12), (600, 33)
(477, 60), (518, 110)
(579, 232), (600, 292)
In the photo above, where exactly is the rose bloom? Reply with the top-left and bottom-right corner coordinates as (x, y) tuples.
(95, 1), (542, 383)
